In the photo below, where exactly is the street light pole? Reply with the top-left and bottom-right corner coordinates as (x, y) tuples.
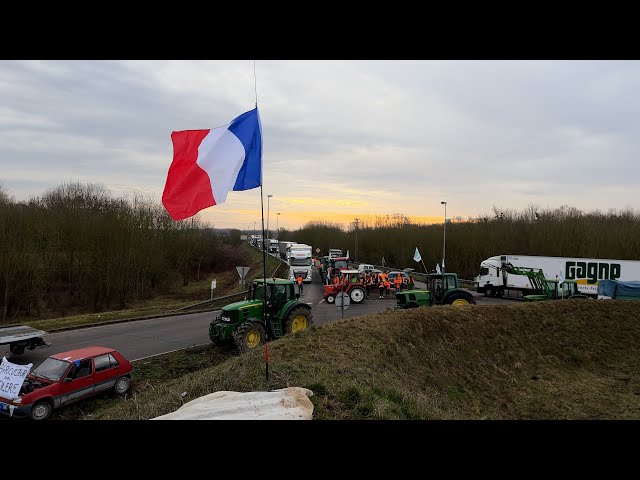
(266, 194), (273, 242)
(277, 212), (280, 240)
(441, 201), (447, 275)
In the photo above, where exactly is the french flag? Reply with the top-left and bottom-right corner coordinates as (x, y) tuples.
(162, 107), (262, 221)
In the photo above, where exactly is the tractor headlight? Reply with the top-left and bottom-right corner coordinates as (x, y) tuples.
(13, 398), (22, 404)
(220, 315), (231, 322)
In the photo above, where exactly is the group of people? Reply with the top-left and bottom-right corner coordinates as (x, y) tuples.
(330, 271), (415, 299)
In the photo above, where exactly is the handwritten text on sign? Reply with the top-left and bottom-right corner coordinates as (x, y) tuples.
(0, 357), (32, 400)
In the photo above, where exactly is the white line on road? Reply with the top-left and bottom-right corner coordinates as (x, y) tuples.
(318, 299), (325, 304)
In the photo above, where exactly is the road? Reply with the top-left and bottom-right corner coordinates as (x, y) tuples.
(2, 258), (518, 366)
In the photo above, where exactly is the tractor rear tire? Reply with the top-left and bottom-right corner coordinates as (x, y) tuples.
(447, 293), (475, 306)
(284, 306), (314, 335)
(233, 320), (266, 354)
(349, 287), (365, 304)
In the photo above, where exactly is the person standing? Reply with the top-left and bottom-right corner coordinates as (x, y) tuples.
(297, 275), (304, 296)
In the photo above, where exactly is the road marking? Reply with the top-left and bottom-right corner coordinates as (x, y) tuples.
(132, 344), (205, 362)
(318, 299), (325, 304)
(306, 302), (313, 305)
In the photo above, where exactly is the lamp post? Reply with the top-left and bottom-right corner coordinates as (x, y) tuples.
(277, 212), (280, 240)
(266, 195), (273, 244)
(441, 201), (447, 274)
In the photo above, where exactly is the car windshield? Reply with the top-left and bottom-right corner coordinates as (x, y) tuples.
(333, 260), (348, 269)
(31, 357), (70, 381)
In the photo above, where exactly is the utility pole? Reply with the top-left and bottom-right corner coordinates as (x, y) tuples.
(266, 194), (273, 242)
(354, 218), (359, 262)
(441, 201), (447, 274)
(277, 212), (280, 240)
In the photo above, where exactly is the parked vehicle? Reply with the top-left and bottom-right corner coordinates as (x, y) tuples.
(287, 244), (313, 283)
(209, 278), (313, 353)
(328, 249), (343, 259)
(395, 272), (475, 309)
(475, 254), (640, 298)
(323, 269), (366, 304)
(278, 240), (296, 259)
(0, 346), (134, 420)
(358, 264), (375, 273)
(321, 256), (350, 284)
(0, 325), (49, 356)
(387, 271), (409, 286)
(598, 279), (640, 300)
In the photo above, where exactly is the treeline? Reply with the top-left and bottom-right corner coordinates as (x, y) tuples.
(279, 206), (640, 279)
(0, 182), (242, 321)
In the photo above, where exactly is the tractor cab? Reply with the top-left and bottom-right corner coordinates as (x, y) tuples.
(426, 273), (459, 302)
(251, 278), (298, 315)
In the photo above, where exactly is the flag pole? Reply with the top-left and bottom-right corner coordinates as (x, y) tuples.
(260, 184), (269, 383)
(254, 62), (268, 383)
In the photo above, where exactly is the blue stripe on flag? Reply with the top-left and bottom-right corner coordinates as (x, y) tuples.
(229, 107), (262, 191)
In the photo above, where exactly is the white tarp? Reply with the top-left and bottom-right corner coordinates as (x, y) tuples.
(0, 356), (32, 401)
(152, 387), (314, 420)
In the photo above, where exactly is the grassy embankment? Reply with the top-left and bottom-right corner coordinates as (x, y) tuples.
(12, 243), (282, 332)
(57, 299), (640, 420)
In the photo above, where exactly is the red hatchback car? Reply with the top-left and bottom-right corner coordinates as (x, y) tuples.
(0, 346), (134, 420)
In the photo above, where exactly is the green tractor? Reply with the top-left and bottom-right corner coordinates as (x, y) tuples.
(395, 272), (476, 309)
(209, 278), (314, 353)
(501, 264), (591, 302)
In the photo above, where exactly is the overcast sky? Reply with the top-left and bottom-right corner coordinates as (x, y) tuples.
(1, 60), (638, 230)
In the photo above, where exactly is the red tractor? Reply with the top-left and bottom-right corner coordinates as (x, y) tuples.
(323, 269), (366, 304)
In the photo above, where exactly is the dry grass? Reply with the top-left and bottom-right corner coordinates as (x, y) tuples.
(84, 299), (640, 420)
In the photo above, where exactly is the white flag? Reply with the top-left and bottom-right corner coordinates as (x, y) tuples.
(413, 247), (422, 263)
(436, 263), (442, 274)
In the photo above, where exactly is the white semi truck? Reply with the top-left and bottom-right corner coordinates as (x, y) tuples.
(288, 243), (313, 284)
(475, 254), (640, 298)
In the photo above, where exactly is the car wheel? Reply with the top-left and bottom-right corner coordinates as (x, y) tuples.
(484, 285), (495, 297)
(30, 400), (53, 421)
(114, 376), (131, 395)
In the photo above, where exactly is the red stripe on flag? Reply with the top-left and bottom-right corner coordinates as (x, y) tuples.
(162, 129), (216, 221)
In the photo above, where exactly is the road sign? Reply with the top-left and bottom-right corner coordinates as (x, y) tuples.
(211, 280), (217, 289)
(236, 266), (250, 285)
(335, 292), (350, 309)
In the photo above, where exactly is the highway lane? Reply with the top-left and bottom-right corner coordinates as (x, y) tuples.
(1, 310), (219, 366)
(3, 259), (516, 367)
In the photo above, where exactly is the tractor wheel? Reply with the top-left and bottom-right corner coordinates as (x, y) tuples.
(233, 320), (266, 354)
(326, 294), (335, 304)
(284, 307), (314, 335)
(447, 293), (475, 306)
(484, 285), (495, 297)
(349, 287), (365, 304)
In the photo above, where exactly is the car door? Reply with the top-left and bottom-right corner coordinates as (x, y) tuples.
(61, 358), (96, 405)
(92, 353), (122, 393)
